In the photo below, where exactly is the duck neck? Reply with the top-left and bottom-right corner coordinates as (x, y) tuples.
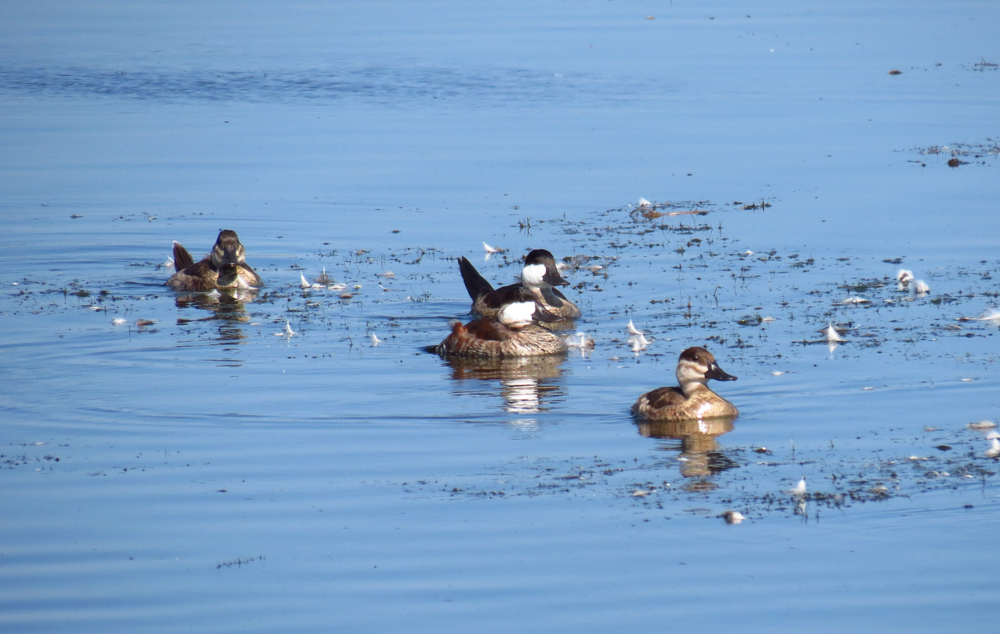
(680, 380), (709, 398)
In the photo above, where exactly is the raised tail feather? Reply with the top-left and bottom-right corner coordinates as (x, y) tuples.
(172, 241), (195, 272)
(458, 256), (495, 300)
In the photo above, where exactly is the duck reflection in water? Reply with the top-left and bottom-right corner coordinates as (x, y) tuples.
(173, 289), (257, 343)
(637, 418), (739, 490)
(440, 355), (567, 416)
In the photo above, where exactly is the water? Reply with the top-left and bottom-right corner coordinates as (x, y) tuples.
(1, 1), (999, 632)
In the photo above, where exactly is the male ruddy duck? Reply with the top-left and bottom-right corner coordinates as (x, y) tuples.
(436, 301), (568, 359)
(632, 347), (738, 421)
(458, 249), (582, 320)
(166, 230), (262, 292)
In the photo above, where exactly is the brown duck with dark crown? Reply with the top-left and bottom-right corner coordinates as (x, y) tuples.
(631, 347), (739, 421)
(166, 230), (263, 292)
(458, 249), (582, 320)
(436, 301), (568, 359)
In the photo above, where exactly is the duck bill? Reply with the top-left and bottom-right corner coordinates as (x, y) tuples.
(706, 362), (737, 382)
(543, 265), (570, 287)
(532, 304), (564, 324)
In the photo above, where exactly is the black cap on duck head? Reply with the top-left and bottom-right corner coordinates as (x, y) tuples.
(211, 230), (246, 268)
(524, 249), (570, 287)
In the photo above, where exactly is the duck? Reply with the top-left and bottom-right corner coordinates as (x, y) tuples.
(458, 249), (582, 320)
(166, 230), (263, 292)
(436, 301), (568, 358)
(631, 346), (739, 421)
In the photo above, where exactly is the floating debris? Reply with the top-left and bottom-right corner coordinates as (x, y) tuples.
(840, 296), (871, 305)
(771, 371), (785, 376)
(275, 321), (297, 338)
(483, 242), (505, 254)
(626, 319), (643, 336)
(629, 333), (649, 353)
(637, 197), (652, 208)
(823, 322), (845, 343)
(565, 332), (595, 350)
(722, 510), (745, 525)
(316, 267), (332, 285)
(625, 319), (649, 352)
(788, 477), (807, 496)
(985, 438), (1000, 458)
(370, 333), (381, 347)
(111, 318), (127, 325)
(376, 271), (395, 278)
(958, 308), (1000, 322)
(968, 420), (998, 430)
(300, 273), (311, 290)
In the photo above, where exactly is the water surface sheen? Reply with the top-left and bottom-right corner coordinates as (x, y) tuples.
(1, 1), (998, 632)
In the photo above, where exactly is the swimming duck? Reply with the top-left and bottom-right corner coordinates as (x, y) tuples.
(458, 249), (582, 320)
(166, 230), (262, 292)
(436, 301), (568, 358)
(632, 347), (738, 421)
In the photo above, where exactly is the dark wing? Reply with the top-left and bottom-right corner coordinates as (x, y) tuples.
(458, 256), (495, 300)
(641, 387), (686, 410)
(238, 263), (263, 287)
(166, 259), (217, 291)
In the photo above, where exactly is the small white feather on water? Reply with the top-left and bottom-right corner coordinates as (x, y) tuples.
(962, 308), (1000, 322)
(626, 319), (643, 336)
(637, 197), (652, 207)
(370, 333), (381, 347)
(629, 333), (649, 352)
(565, 332), (595, 349)
(986, 438), (1000, 458)
(824, 322), (845, 343)
(483, 242), (504, 254)
(788, 477), (807, 496)
(722, 511), (746, 525)
(300, 273), (311, 289)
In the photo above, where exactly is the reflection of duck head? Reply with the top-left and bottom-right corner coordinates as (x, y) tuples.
(637, 417), (737, 479)
(440, 354), (566, 414)
(167, 230), (263, 292)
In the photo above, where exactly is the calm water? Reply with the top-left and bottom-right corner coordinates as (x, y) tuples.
(2, 1), (999, 632)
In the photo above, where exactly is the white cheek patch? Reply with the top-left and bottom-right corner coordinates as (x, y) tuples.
(521, 263), (546, 286)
